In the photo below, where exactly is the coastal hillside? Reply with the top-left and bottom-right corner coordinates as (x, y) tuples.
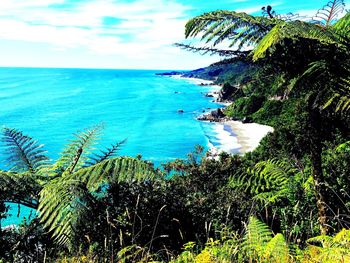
(158, 60), (255, 85)
(1, 1), (350, 262)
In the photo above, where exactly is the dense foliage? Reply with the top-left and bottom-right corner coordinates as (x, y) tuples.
(1, 0), (350, 262)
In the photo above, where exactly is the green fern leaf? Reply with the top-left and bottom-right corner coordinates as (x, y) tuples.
(1, 127), (49, 173)
(54, 124), (103, 175)
(38, 157), (156, 248)
(264, 233), (290, 262)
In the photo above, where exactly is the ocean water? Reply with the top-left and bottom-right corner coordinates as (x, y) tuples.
(0, 67), (240, 227)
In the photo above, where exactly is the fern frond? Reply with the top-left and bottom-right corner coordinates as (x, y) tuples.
(86, 138), (127, 166)
(230, 159), (296, 205)
(0, 170), (40, 209)
(305, 229), (350, 262)
(313, 0), (345, 27)
(264, 233), (290, 262)
(38, 157), (156, 247)
(242, 217), (272, 260)
(185, 11), (275, 48)
(321, 64), (350, 112)
(54, 124), (103, 175)
(38, 177), (90, 247)
(253, 20), (339, 61)
(1, 127), (49, 173)
(76, 157), (156, 190)
(174, 43), (248, 57)
(253, 23), (285, 60)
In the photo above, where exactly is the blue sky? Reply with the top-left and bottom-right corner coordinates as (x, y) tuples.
(0, 0), (348, 69)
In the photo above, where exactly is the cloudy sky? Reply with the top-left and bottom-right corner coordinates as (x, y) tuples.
(0, 0), (348, 69)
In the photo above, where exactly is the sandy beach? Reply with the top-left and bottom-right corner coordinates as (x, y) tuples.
(174, 75), (274, 155)
(226, 121), (274, 154)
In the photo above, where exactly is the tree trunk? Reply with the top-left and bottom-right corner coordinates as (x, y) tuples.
(310, 108), (328, 235)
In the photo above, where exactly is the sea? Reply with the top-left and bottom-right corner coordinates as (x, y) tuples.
(0, 67), (240, 227)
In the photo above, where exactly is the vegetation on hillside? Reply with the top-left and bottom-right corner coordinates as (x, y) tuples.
(1, 0), (350, 262)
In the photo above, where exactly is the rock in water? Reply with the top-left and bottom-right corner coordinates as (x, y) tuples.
(197, 108), (226, 121)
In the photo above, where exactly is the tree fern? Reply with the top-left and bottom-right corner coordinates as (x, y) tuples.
(38, 157), (156, 247)
(333, 12), (350, 44)
(1, 127), (49, 174)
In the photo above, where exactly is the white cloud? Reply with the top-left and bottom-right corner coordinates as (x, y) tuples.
(0, 0), (191, 58)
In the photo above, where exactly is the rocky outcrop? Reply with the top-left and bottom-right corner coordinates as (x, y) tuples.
(216, 83), (244, 102)
(197, 108), (226, 122)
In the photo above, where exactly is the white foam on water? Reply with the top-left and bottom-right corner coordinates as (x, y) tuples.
(208, 123), (241, 154)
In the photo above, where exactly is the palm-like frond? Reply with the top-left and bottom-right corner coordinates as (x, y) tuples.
(230, 159), (296, 205)
(38, 157), (156, 247)
(76, 157), (156, 190)
(313, 0), (345, 27)
(0, 170), (40, 209)
(1, 127), (49, 173)
(264, 233), (290, 261)
(301, 60), (350, 112)
(242, 217), (290, 262)
(85, 138), (127, 166)
(185, 11), (276, 49)
(252, 20), (341, 61)
(54, 125), (103, 175)
(38, 177), (90, 246)
(174, 43), (247, 57)
(242, 216), (272, 259)
(304, 229), (350, 261)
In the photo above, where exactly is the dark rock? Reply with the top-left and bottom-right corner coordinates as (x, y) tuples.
(217, 83), (244, 102)
(242, 117), (253, 123)
(197, 108), (226, 122)
(212, 108), (225, 118)
(205, 93), (214, 98)
(177, 109), (184, 113)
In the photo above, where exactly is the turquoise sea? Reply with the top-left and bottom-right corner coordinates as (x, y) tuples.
(0, 67), (233, 226)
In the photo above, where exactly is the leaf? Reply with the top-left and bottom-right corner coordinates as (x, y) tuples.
(242, 217), (272, 260)
(313, 0), (345, 27)
(85, 138), (127, 166)
(264, 233), (289, 262)
(1, 127), (49, 173)
(0, 170), (40, 209)
(38, 157), (156, 248)
(54, 124), (103, 175)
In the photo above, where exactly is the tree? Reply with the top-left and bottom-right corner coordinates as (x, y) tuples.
(181, 0), (350, 234)
(0, 126), (156, 248)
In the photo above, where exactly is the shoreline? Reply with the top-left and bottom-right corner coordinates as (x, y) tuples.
(226, 121), (274, 154)
(173, 75), (274, 155)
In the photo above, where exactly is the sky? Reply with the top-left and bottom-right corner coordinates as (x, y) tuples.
(0, 0), (348, 70)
